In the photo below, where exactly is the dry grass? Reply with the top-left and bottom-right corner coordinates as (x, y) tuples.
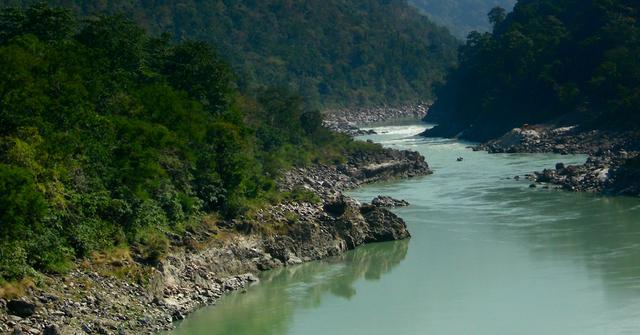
(0, 278), (35, 299)
(84, 247), (151, 284)
(90, 247), (133, 267)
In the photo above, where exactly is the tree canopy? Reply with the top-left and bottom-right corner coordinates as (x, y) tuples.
(425, 0), (640, 141)
(0, 4), (382, 282)
(5, 0), (459, 108)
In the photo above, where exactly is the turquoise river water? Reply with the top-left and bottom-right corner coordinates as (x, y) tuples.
(166, 123), (640, 335)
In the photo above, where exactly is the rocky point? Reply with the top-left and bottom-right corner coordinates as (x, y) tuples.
(0, 147), (431, 335)
(474, 125), (640, 196)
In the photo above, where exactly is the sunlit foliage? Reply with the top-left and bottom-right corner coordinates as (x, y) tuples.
(0, 4), (381, 281)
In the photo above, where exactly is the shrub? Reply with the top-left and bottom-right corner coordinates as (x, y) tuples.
(132, 200), (169, 231)
(0, 243), (29, 281)
(134, 227), (169, 265)
(285, 187), (321, 204)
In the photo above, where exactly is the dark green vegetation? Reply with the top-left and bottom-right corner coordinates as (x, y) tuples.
(0, 4), (383, 282)
(425, 0), (640, 141)
(5, 0), (459, 108)
(409, 0), (516, 38)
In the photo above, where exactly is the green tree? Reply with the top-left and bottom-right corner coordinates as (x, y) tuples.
(425, 0), (640, 141)
(0, 3), (392, 282)
(488, 6), (506, 28)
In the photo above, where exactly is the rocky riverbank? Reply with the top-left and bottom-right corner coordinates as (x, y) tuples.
(473, 125), (640, 196)
(323, 103), (429, 136)
(0, 149), (430, 335)
(533, 149), (640, 195)
(279, 147), (431, 196)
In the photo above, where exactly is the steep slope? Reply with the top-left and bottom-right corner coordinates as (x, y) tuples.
(424, 0), (640, 142)
(6, 0), (459, 108)
(409, 0), (516, 38)
(0, 4), (416, 283)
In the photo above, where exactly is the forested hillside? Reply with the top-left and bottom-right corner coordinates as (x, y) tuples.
(409, 0), (516, 37)
(424, 0), (640, 141)
(0, 4), (381, 282)
(5, 0), (459, 108)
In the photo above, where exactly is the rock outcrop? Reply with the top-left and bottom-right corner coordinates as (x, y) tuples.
(474, 126), (633, 155)
(0, 147), (431, 334)
(6, 300), (35, 318)
(324, 103), (429, 124)
(473, 125), (640, 196)
(279, 147), (432, 198)
(323, 122), (377, 137)
(371, 196), (410, 207)
(323, 103), (429, 136)
(534, 150), (640, 195)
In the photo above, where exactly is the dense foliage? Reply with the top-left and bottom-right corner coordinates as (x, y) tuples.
(0, 4), (380, 282)
(409, 0), (516, 37)
(5, 0), (459, 108)
(425, 0), (640, 141)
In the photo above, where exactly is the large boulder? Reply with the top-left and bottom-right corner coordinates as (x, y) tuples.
(323, 197), (350, 217)
(7, 300), (36, 318)
(360, 205), (410, 242)
(43, 324), (60, 335)
(371, 196), (410, 207)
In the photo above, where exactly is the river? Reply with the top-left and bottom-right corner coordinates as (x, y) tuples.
(166, 122), (640, 335)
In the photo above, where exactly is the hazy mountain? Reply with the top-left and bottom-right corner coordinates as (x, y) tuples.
(6, 0), (459, 108)
(409, 0), (516, 38)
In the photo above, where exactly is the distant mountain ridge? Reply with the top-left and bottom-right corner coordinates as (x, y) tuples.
(5, 0), (459, 108)
(408, 0), (516, 38)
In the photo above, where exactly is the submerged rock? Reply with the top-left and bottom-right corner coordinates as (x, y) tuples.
(371, 196), (410, 207)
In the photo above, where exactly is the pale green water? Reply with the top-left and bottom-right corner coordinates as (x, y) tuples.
(167, 123), (640, 335)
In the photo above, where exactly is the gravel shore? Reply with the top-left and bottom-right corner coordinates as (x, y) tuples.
(1, 148), (431, 335)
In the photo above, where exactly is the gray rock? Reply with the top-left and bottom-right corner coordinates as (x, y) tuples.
(43, 324), (60, 335)
(171, 310), (184, 321)
(323, 103), (429, 133)
(371, 196), (410, 207)
(323, 198), (349, 217)
(81, 323), (92, 333)
(360, 205), (410, 242)
(7, 300), (36, 318)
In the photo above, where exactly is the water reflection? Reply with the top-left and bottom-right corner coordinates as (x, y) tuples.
(506, 192), (640, 299)
(168, 123), (640, 335)
(168, 240), (408, 335)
